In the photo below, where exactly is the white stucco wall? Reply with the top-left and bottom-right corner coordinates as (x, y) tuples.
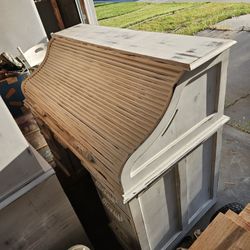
(0, 0), (47, 56)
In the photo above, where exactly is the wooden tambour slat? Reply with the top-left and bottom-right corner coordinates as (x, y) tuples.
(23, 26), (184, 184)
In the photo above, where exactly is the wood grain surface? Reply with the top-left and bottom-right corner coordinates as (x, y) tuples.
(190, 204), (250, 250)
(23, 31), (184, 186)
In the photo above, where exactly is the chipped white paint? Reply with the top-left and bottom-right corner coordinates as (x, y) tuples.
(122, 50), (232, 249)
(24, 25), (235, 249)
(57, 24), (235, 70)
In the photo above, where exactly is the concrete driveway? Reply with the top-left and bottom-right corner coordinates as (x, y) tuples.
(188, 16), (250, 233)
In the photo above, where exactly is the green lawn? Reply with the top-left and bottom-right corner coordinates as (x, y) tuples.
(96, 2), (148, 20)
(95, 2), (250, 35)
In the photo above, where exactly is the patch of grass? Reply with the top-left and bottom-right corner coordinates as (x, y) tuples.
(95, 2), (149, 20)
(132, 3), (250, 35)
(100, 2), (201, 28)
(96, 2), (250, 35)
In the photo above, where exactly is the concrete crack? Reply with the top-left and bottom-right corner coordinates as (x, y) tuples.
(225, 93), (250, 109)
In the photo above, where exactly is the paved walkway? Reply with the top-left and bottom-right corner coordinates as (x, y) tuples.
(198, 20), (250, 136)
(213, 14), (250, 31)
(191, 16), (250, 233)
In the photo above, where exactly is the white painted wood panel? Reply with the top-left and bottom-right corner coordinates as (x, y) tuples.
(0, 98), (46, 200)
(130, 62), (219, 171)
(121, 53), (229, 202)
(138, 168), (180, 250)
(56, 24), (235, 70)
(132, 132), (221, 249)
(181, 136), (215, 221)
(0, 0), (47, 56)
(0, 97), (28, 171)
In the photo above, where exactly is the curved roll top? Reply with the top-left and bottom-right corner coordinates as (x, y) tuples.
(23, 24), (234, 193)
(23, 25), (185, 189)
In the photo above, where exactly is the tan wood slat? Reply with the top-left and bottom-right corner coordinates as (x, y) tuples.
(27, 77), (144, 150)
(28, 74), (151, 140)
(39, 59), (167, 118)
(225, 210), (250, 232)
(55, 37), (183, 73)
(45, 47), (172, 105)
(29, 73), (162, 131)
(24, 86), (144, 156)
(33, 64), (164, 123)
(39, 40), (179, 93)
(29, 72), (157, 132)
(28, 102), (124, 182)
(54, 39), (181, 81)
(52, 42), (179, 87)
(25, 94), (129, 170)
(190, 213), (250, 250)
(240, 204), (250, 223)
